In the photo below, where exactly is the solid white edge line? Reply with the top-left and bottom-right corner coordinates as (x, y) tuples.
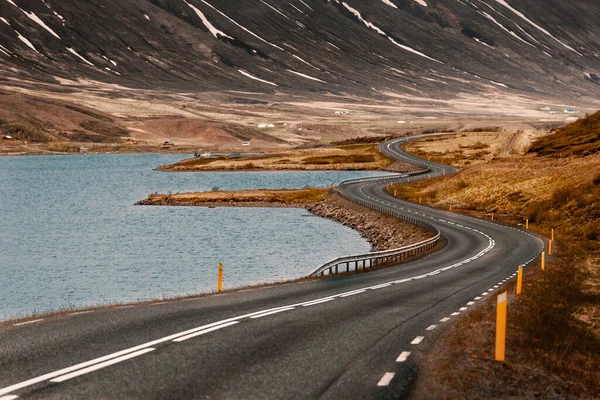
(396, 351), (411, 362)
(0, 395), (19, 400)
(377, 372), (395, 386)
(173, 321), (240, 342)
(50, 348), (156, 383)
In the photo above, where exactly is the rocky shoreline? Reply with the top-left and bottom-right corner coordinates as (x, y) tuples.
(138, 192), (431, 252)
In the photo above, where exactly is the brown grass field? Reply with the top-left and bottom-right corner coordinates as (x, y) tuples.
(397, 123), (600, 398)
(157, 144), (411, 172)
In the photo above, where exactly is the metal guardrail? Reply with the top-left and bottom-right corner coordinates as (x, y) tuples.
(308, 171), (441, 277)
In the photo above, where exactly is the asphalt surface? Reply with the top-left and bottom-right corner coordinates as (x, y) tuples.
(0, 136), (544, 400)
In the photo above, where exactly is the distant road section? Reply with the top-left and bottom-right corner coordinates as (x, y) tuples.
(0, 135), (543, 399)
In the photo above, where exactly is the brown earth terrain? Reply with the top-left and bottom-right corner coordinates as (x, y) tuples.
(391, 126), (600, 398)
(157, 144), (417, 172)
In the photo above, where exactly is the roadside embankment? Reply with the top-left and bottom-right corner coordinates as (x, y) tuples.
(137, 189), (432, 252)
(398, 127), (600, 398)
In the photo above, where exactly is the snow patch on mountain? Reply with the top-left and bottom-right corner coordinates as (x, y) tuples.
(299, 0), (313, 11)
(4, 0), (61, 39)
(184, 0), (234, 40)
(492, 0), (581, 54)
(260, 0), (291, 20)
(67, 47), (94, 66)
(0, 43), (11, 56)
(198, 0), (284, 50)
(287, 70), (326, 82)
(292, 54), (320, 70)
(15, 30), (40, 53)
(238, 69), (278, 86)
(342, 2), (441, 63)
(478, 10), (535, 48)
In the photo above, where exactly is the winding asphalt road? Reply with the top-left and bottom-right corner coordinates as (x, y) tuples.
(0, 136), (544, 400)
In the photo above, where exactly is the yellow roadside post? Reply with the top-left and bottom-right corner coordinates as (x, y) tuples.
(549, 240), (553, 255)
(551, 228), (555, 241)
(525, 219), (529, 230)
(516, 265), (524, 295)
(394, 190), (397, 197)
(495, 291), (508, 362)
(541, 251), (545, 271)
(419, 197), (422, 204)
(218, 263), (224, 293)
(491, 212), (494, 221)
(449, 204), (452, 211)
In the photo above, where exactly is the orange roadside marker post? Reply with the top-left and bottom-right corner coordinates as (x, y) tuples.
(495, 291), (508, 362)
(516, 265), (524, 295)
(218, 263), (224, 293)
(549, 240), (553, 255)
(541, 251), (545, 271)
(525, 219), (529, 230)
(491, 212), (494, 221)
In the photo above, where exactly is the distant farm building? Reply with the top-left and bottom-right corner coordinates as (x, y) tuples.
(162, 140), (175, 148)
(2, 135), (15, 141)
(78, 146), (89, 153)
(257, 123), (274, 129)
(242, 141), (251, 146)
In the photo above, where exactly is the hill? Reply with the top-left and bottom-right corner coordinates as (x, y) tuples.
(529, 111), (600, 157)
(0, 0), (599, 104)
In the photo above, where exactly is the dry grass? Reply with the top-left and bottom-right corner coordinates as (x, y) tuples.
(158, 144), (401, 171)
(529, 111), (600, 157)
(138, 188), (330, 206)
(400, 134), (600, 398)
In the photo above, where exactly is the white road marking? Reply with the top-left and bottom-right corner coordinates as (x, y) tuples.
(69, 311), (93, 316)
(301, 298), (334, 306)
(459, 307), (468, 311)
(339, 289), (367, 297)
(13, 319), (43, 327)
(451, 312), (460, 316)
(249, 307), (295, 319)
(396, 351), (411, 362)
(411, 336), (424, 344)
(440, 317), (451, 322)
(377, 372), (395, 386)
(116, 305), (135, 309)
(467, 302), (475, 306)
(426, 324), (437, 331)
(0, 395), (19, 400)
(173, 321), (239, 342)
(50, 348), (156, 383)
(474, 297), (482, 300)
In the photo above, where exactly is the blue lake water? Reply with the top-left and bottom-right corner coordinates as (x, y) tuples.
(0, 153), (387, 319)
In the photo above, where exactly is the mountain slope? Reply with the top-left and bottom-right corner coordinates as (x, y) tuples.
(0, 0), (599, 103)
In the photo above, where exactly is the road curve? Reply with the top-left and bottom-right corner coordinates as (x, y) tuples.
(0, 136), (544, 400)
